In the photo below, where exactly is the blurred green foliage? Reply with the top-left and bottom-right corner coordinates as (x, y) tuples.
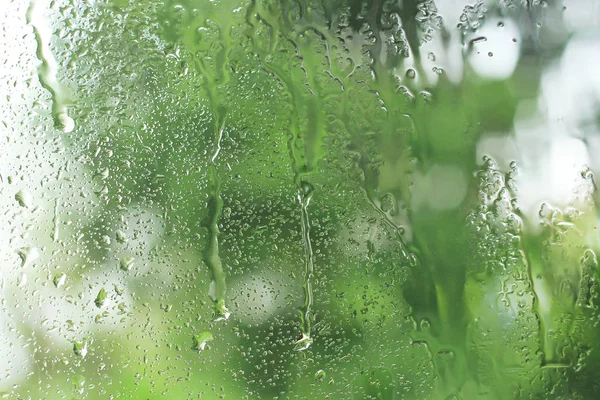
(8, 0), (600, 399)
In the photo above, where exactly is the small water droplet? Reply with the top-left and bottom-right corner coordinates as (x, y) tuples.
(470, 36), (488, 46)
(408, 253), (419, 267)
(581, 165), (593, 179)
(406, 69), (416, 79)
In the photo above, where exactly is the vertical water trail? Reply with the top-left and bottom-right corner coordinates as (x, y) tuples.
(26, 0), (74, 132)
(189, 44), (230, 320)
(205, 112), (229, 321)
(281, 75), (317, 350)
(295, 180), (315, 350)
(245, 1), (330, 350)
(52, 198), (60, 242)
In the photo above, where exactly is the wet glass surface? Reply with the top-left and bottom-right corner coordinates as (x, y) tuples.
(2, 0), (600, 398)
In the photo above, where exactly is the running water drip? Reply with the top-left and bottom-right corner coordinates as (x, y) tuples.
(205, 113), (230, 322)
(178, 15), (232, 322)
(26, 0), (74, 132)
(244, 1), (329, 351)
(295, 180), (315, 351)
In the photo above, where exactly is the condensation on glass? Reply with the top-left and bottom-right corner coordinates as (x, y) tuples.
(1, 0), (600, 398)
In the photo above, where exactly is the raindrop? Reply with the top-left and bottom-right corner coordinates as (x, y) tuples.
(315, 369), (326, 382)
(17, 247), (39, 267)
(294, 333), (313, 351)
(115, 230), (128, 243)
(15, 190), (32, 208)
(94, 288), (108, 308)
(73, 340), (88, 358)
(53, 273), (66, 288)
(119, 257), (135, 272)
(192, 332), (214, 351)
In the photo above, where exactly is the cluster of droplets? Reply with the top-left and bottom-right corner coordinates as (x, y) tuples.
(577, 249), (600, 310)
(4, 0), (598, 398)
(468, 157), (522, 240)
(415, 0), (443, 44)
(458, 0), (487, 43)
(463, 157), (541, 395)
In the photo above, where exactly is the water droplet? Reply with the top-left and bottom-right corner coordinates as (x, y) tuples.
(469, 36), (488, 46)
(15, 190), (32, 208)
(314, 369), (326, 382)
(56, 113), (75, 133)
(408, 253), (419, 267)
(71, 375), (85, 394)
(294, 333), (313, 351)
(27, 0), (73, 134)
(582, 249), (597, 268)
(73, 340), (88, 357)
(17, 247), (39, 267)
(581, 165), (593, 179)
(213, 302), (230, 322)
(115, 230), (128, 243)
(119, 257), (135, 271)
(53, 273), (66, 288)
(94, 288), (108, 308)
(17, 272), (27, 287)
(192, 332), (214, 351)
(208, 282), (230, 321)
(406, 69), (416, 79)
(300, 180), (314, 198)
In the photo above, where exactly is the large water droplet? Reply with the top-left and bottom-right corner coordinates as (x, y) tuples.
(73, 340), (88, 358)
(94, 288), (108, 308)
(192, 332), (214, 351)
(119, 257), (135, 271)
(15, 190), (32, 208)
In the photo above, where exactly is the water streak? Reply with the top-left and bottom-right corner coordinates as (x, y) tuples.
(205, 113), (229, 322)
(26, 0), (73, 132)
